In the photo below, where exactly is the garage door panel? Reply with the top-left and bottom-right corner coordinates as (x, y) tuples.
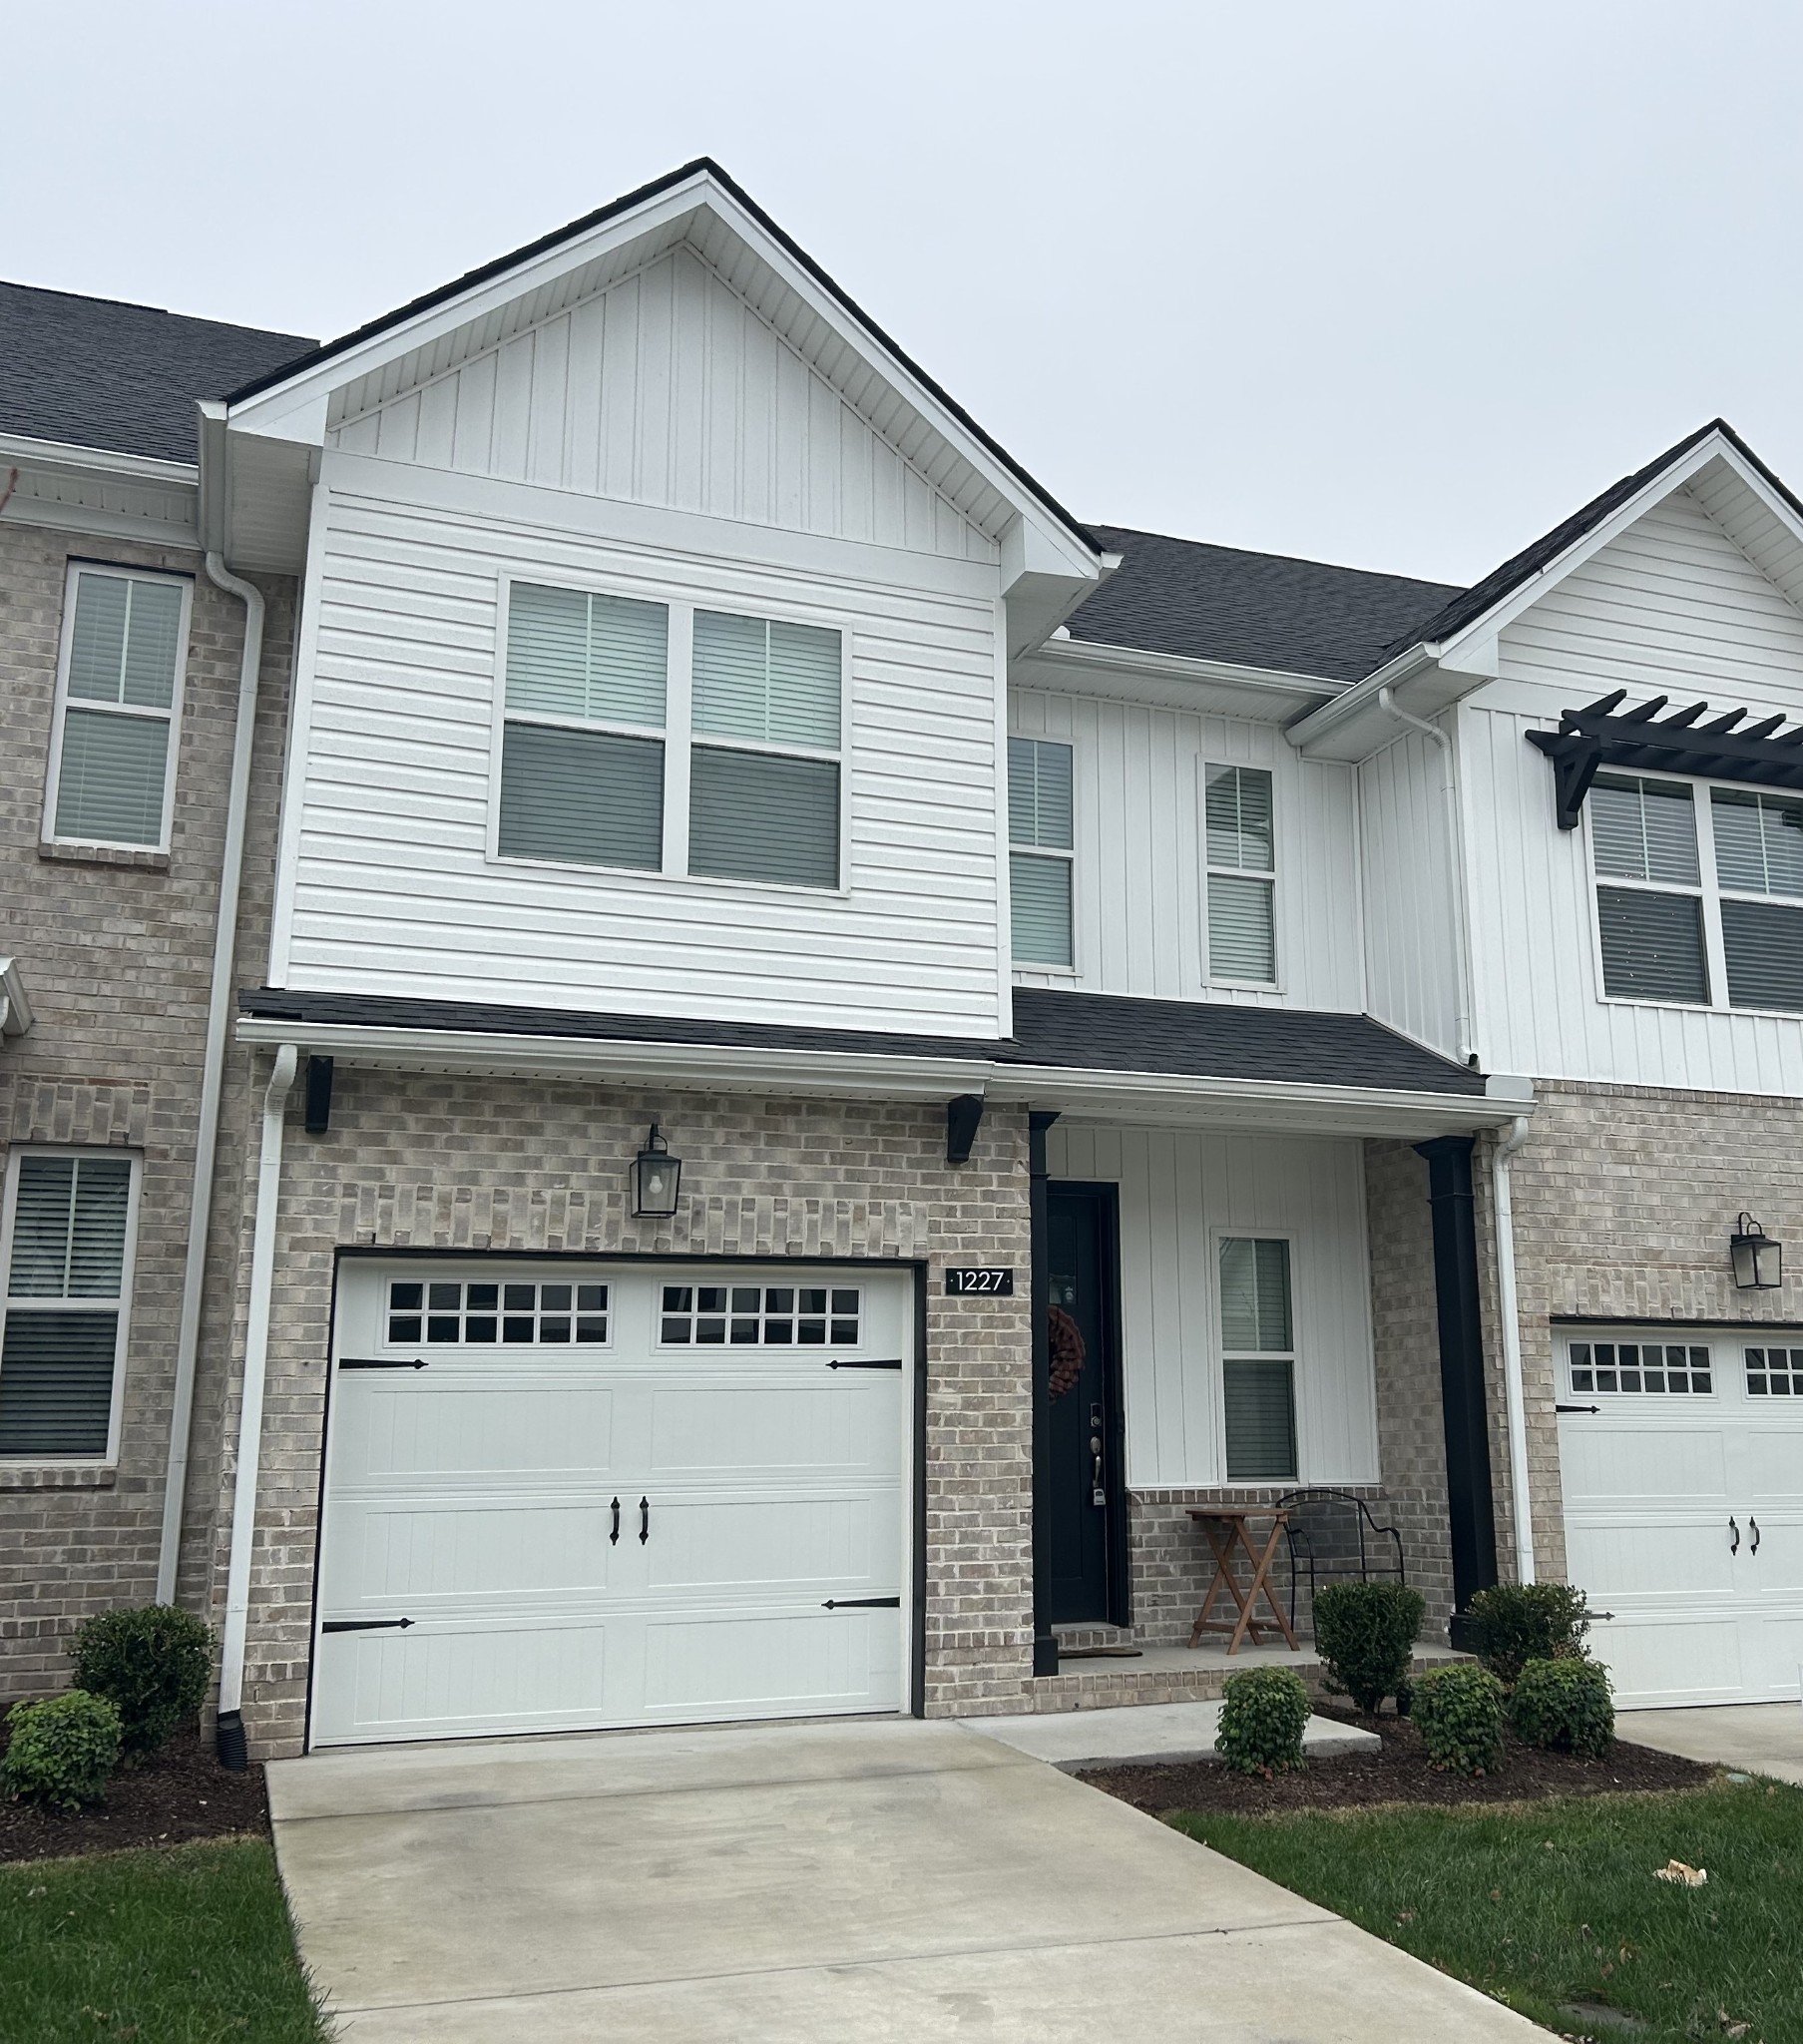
(319, 1497), (618, 1607)
(311, 1618), (614, 1745)
(1559, 1426), (1729, 1504)
(647, 1380), (900, 1478)
(1745, 1433), (1803, 1497)
(1564, 1517), (1736, 1600)
(1588, 1616), (1746, 1709)
(335, 1380), (616, 1486)
(1745, 1609), (1803, 1698)
(641, 1609), (899, 1719)
(644, 1492), (900, 1595)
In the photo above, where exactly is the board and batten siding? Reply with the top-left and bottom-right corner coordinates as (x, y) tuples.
(1466, 485), (1803, 1091)
(326, 245), (996, 566)
(1359, 723), (1465, 1061)
(1008, 689), (1364, 1009)
(268, 465), (1009, 1033)
(1048, 1123), (1379, 1489)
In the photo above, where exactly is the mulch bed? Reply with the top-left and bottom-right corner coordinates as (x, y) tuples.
(0, 1725), (270, 1864)
(1080, 1707), (1718, 1818)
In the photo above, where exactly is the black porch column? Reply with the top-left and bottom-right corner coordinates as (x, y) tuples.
(1029, 1110), (1061, 1677)
(1413, 1134), (1500, 1642)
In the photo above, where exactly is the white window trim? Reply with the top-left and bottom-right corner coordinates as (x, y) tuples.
(1212, 1227), (1301, 1487)
(487, 572), (852, 898)
(1200, 759), (1282, 993)
(1007, 731), (1079, 974)
(1581, 769), (1803, 1015)
(41, 561), (193, 854)
(0, 1146), (141, 1466)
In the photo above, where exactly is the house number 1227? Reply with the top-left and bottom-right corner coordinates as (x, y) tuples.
(945, 1268), (1015, 1295)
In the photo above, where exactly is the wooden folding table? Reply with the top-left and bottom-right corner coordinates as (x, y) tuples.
(1185, 1506), (1299, 1653)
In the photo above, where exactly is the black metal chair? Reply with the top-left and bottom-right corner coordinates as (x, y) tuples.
(1274, 1489), (1406, 1632)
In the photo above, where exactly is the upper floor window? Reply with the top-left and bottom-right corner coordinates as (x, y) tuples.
(495, 581), (842, 891)
(1203, 764), (1276, 984)
(44, 566), (190, 850)
(1008, 737), (1074, 967)
(0, 1150), (138, 1461)
(1589, 771), (1803, 1011)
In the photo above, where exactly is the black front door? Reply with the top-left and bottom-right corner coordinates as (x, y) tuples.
(1046, 1183), (1127, 1626)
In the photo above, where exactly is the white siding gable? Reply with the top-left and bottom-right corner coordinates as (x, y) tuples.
(1360, 724), (1465, 1060)
(326, 246), (996, 565)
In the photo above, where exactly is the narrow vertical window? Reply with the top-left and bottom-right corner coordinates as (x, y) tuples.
(0, 1153), (136, 1459)
(46, 567), (189, 848)
(497, 582), (669, 871)
(1588, 773), (1708, 1002)
(1219, 1237), (1296, 1481)
(1710, 788), (1803, 1010)
(1009, 737), (1074, 966)
(1204, 764), (1276, 983)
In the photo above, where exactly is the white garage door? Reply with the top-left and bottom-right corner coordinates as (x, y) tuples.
(1558, 1327), (1803, 1708)
(310, 1262), (911, 1746)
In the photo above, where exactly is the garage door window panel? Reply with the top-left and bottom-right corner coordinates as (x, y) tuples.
(1746, 1346), (1803, 1396)
(1569, 1340), (1712, 1395)
(660, 1283), (861, 1347)
(387, 1278), (610, 1345)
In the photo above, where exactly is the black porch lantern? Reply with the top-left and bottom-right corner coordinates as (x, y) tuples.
(631, 1125), (682, 1220)
(1730, 1213), (1782, 1290)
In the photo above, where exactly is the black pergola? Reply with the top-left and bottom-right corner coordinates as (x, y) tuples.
(1527, 689), (1803, 828)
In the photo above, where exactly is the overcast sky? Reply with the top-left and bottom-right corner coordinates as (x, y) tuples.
(6, 1), (1799, 587)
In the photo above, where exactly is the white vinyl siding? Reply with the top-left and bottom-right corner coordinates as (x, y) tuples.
(1204, 763), (1276, 985)
(1360, 722), (1464, 1058)
(0, 1152), (137, 1462)
(1008, 737), (1073, 967)
(44, 566), (190, 849)
(1218, 1237), (1297, 1481)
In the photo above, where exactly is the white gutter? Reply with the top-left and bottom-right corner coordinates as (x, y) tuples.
(1377, 685), (1477, 1066)
(215, 1043), (298, 1764)
(156, 557), (266, 1603)
(1491, 1114), (1536, 1585)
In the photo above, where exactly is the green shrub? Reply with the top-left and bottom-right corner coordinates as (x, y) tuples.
(1214, 1666), (1312, 1776)
(1311, 1581), (1425, 1714)
(1510, 1654), (1614, 1757)
(70, 1604), (213, 1760)
(3, 1691), (123, 1809)
(1465, 1582), (1591, 1687)
(1412, 1662), (1505, 1775)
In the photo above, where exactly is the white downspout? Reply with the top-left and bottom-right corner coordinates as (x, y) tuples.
(1378, 685), (1475, 1065)
(156, 555), (265, 1603)
(1492, 1114), (1536, 1585)
(215, 1042), (298, 1766)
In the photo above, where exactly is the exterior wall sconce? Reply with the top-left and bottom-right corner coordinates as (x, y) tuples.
(1731, 1214), (1782, 1290)
(631, 1125), (682, 1220)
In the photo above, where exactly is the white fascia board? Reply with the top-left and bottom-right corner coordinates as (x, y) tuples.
(0, 957), (34, 1038)
(0, 430), (198, 486)
(1017, 634), (1343, 721)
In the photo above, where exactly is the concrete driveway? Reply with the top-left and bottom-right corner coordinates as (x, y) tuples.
(1619, 1703), (1803, 1785)
(267, 1716), (1548, 2042)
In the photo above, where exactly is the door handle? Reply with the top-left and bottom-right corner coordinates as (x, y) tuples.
(1090, 1434), (1106, 1508)
(640, 1496), (650, 1545)
(1729, 1516), (1740, 1555)
(1750, 1516), (1761, 1556)
(610, 1497), (620, 1546)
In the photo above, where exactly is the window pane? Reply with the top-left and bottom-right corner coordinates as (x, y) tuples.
(1721, 897), (1803, 1011)
(1205, 765), (1274, 872)
(688, 746), (838, 888)
(120, 580), (184, 709)
(66, 573), (184, 710)
(9, 1157), (131, 1300)
(1010, 852), (1073, 966)
(498, 722), (664, 869)
(505, 583), (667, 728)
(1596, 885), (1708, 1002)
(1207, 873), (1276, 982)
(1712, 788), (1803, 898)
(67, 572), (129, 702)
(692, 611), (840, 750)
(1224, 1358), (1297, 1480)
(0, 1310), (118, 1457)
(1219, 1238), (1292, 1352)
(54, 708), (170, 844)
(1008, 738), (1074, 851)
(1590, 775), (1698, 884)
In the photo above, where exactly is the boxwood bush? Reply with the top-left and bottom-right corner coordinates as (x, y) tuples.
(1510, 1654), (1614, 1757)
(1311, 1581), (1425, 1715)
(1465, 1582), (1591, 1687)
(1412, 1662), (1505, 1775)
(1214, 1666), (1312, 1776)
(3, 1691), (123, 1809)
(70, 1604), (213, 1760)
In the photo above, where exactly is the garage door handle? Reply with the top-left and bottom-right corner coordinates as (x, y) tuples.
(339, 1357), (428, 1370)
(610, 1497), (620, 1546)
(640, 1496), (650, 1544)
(1729, 1516), (1740, 1554)
(822, 1596), (901, 1610)
(1750, 1517), (1761, 1556)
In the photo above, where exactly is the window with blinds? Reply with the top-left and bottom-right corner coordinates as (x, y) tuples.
(47, 568), (188, 848)
(1203, 764), (1275, 984)
(1589, 773), (1708, 1002)
(1008, 737), (1074, 966)
(1219, 1237), (1296, 1481)
(0, 1153), (135, 1459)
(1711, 788), (1803, 1011)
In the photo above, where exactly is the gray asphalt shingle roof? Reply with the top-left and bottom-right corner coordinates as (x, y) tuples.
(0, 280), (313, 463)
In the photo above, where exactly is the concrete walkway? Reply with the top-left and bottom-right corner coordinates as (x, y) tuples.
(962, 1699), (1380, 1770)
(267, 1716), (1549, 2042)
(1619, 1702), (1803, 1785)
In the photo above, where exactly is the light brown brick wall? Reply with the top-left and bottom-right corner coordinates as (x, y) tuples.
(0, 518), (293, 1700)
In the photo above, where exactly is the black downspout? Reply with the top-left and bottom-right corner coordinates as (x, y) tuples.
(1413, 1135), (1499, 1648)
(1029, 1110), (1060, 1677)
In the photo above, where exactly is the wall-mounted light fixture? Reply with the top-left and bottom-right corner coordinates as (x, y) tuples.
(1731, 1213), (1782, 1290)
(631, 1125), (682, 1220)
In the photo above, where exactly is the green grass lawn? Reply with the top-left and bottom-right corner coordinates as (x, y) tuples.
(0, 1838), (327, 2043)
(1175, 1779), (1802, 2043)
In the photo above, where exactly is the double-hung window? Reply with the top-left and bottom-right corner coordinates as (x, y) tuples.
(0, 1151), (137, 1460)
(1204, 764), (1276, 984)
(1008, 738), (1074, 967)
(1709, 787), (1803, 1009)
(1219, 1237), (1297, 1481)
(496, 582), (843, 890)
(45, 565), (190, 849)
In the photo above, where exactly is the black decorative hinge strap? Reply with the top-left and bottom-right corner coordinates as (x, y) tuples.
(1556, 1402), (1601, 1413)
(339, 1357), (428, 1370)
(321, 1618), (415, 1633)
(822, 1596), (902, 1610)
(827, 1357), (904, 1370)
